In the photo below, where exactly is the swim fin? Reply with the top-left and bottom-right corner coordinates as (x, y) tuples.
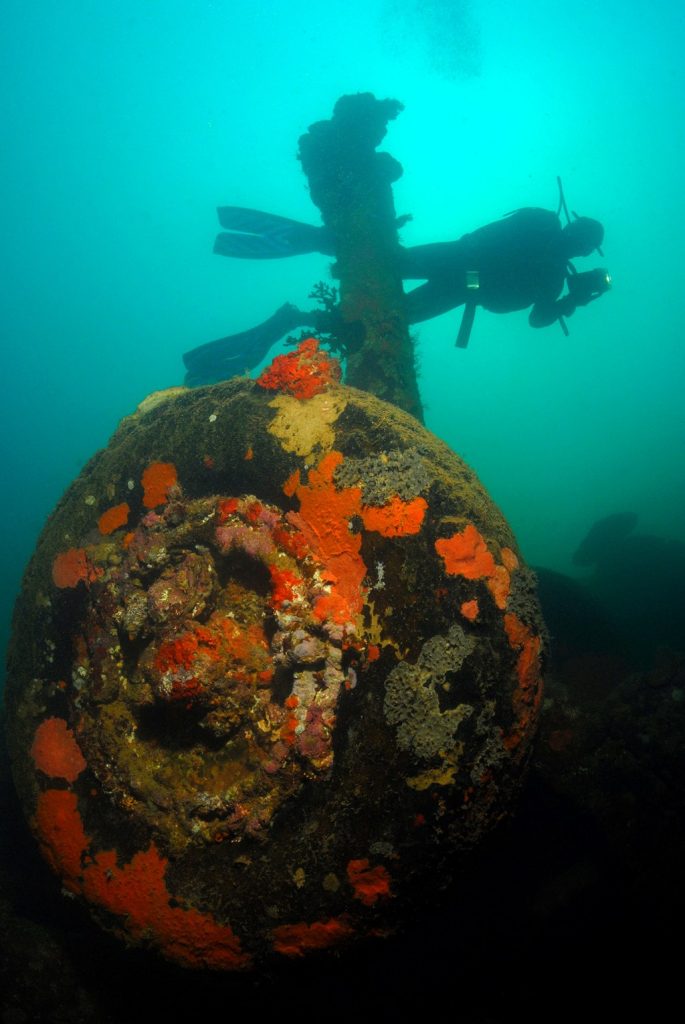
(214, 206), (334, 259)
(182, 303), (315, 386)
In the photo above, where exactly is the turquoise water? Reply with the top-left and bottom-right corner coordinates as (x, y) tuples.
(2, 0), (684, 683)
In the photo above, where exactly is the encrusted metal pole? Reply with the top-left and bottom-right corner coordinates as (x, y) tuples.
(298, 93), (424, 422)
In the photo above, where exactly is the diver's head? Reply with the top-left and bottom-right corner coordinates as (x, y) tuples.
(562, 217), (604, 257)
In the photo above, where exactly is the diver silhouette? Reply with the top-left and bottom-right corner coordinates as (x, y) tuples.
(183, 188), (610, 385)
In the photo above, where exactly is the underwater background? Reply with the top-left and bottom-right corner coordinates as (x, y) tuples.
(2, 0), (684, 683)
(2, 3), (685, 1020)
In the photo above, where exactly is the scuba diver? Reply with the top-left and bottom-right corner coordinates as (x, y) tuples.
(183, 180), (610, 385)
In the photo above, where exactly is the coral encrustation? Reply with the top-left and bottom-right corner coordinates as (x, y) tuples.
(65, 490), (368, 849)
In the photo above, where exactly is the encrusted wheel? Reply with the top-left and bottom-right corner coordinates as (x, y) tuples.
(5, 340), (545, 969)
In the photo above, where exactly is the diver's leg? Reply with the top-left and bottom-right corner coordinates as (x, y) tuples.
(398, 241), (467, 281)
(183, 303), (316, 385)
(404, 278), (467, 324)
(214, 208), (335, 259)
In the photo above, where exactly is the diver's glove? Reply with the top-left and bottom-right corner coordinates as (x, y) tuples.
(530, 268), (611, 328)
(529, 295), (576, 328)
(566, 268), (612, 307)
(555, 293), (581, 318)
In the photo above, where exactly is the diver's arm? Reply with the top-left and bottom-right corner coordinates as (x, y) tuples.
(529, 268), (611, 328)
(528, 294), (577, 328)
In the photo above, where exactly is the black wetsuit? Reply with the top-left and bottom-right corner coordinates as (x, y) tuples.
(184, 205), (596, 383)
(399, 207), (569, 327)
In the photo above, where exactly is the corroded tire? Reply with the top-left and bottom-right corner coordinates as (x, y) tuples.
(5, 342), (545, 969)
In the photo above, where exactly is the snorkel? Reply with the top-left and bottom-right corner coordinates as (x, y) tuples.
(556, 176), (611, 335)
(557, 176), (604, 255)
